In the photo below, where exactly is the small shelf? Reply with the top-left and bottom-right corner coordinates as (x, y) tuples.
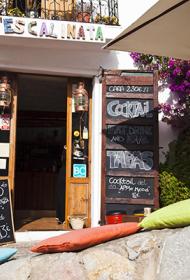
(123, 215), (144, 223)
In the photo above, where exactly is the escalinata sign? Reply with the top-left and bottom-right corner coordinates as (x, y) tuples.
(0, 16), (105, 43)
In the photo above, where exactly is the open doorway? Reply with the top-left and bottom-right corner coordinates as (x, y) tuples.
(14, 74), (67, 231)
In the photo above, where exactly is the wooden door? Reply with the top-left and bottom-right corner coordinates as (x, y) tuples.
(65, 78), (91, 228)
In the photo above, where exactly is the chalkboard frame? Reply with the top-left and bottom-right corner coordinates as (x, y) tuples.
(101, 70), (159, 224)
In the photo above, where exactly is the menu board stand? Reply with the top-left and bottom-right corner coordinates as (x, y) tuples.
(101, 70), (159, 223)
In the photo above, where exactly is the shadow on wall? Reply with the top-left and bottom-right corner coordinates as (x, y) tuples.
(158, 86), (180, 163)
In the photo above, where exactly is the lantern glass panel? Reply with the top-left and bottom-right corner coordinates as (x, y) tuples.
(0, 91), (11, 103)
(73, 82), (88, 112)
(0, 76), (12, 107)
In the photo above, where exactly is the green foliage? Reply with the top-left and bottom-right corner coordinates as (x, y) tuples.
(174, 128), (190, 185)
(159, 127), (190, 207)
(159, 171), (190, 207)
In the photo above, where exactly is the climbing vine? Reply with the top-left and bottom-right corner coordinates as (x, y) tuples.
(130, 53), (190, 128)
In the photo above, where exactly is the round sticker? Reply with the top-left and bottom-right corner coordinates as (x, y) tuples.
(74, 130), (80, 137)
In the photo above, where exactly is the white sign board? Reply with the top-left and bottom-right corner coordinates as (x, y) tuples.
(0, 143), (9, 158)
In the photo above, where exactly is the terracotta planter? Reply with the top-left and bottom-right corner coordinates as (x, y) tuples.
(76, 12), (91, 23)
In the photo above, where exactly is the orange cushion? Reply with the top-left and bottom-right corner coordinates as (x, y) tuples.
(31, 222), (140, 253)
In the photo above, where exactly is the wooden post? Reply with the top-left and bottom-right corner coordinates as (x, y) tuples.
(8, 77), (17, 208)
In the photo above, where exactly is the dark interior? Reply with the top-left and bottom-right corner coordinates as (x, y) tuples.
(15, 74), (67, 213)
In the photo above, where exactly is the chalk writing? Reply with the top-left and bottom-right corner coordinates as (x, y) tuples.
(0, 224), (11, 240)
(0, 197), (9, 209)
(106, 150), (153, 171)
(0, 214), (5, 221)
(0, 181), (7, 197)
(107, 99), (153, 119)
(0, 186), (4, 197)
(0, 180), (15, 243)
(107, 125), (153, 145)
(106, 176), (154, 199)
(106, 85), (153, 94)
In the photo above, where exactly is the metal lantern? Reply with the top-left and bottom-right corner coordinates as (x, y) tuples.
(0, 76), (12, 107)
(73, 82), (88, 112)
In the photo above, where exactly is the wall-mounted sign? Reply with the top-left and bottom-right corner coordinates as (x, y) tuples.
(73, 164), (86, 178)
(0, 143), (9, 158)
(0, 114), (10, 131)
(101, 70), (159, 222)
(0, 158), (6, 170)
(0, 16), (105, 43)
(0, 158), (8, 176)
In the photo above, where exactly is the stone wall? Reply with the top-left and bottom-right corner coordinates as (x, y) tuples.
(0, 226), (190, 280)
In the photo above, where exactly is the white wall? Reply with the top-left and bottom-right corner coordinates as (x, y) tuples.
(158, 86), (179, 162)
(0, 0), (178, 227)
(91, 77), (102, 227)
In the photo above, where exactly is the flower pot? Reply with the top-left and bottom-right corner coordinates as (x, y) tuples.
(76, 12), (91, 23)
(68, 216), (87, 230)
(105, 210), (126, 224)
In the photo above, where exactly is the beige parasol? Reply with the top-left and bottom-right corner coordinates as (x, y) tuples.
(104, 0), (190, 60)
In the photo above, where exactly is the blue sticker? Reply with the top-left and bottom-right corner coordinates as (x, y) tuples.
(73, 164), (86, 178)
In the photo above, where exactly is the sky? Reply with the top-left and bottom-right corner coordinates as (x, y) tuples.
(118, 0), (158, 28)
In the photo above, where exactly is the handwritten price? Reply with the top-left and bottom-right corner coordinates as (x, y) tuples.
(0, 225), (10, 240)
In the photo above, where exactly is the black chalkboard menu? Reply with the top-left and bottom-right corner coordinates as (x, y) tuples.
(0, 180), (15, 244)
(101, 70), (159, 221)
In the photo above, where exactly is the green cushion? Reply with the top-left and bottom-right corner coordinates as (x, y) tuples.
(139, 199), (190, 229)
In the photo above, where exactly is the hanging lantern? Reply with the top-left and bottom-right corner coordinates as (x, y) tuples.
(73, 82), (88, 112)
(0, 76), (12, 107)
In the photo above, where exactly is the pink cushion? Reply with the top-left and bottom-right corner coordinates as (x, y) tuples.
(31, 222), (140, 253)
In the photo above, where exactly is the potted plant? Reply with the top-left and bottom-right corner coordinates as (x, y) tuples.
(95, 14), (119, 25)
(75, 2), (92, 23)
